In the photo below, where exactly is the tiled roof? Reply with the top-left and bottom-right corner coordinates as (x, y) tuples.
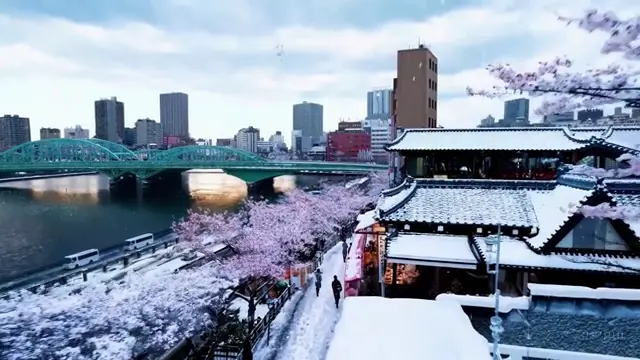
(603, 126), (640, 149)
(611, 192), (640, 239)
(525, 185), (592, 249)
(471, 236), (640, 272)
(381, 186), (539, 228)
(386, 126), (640, 152)
(386, 127), (587, 151)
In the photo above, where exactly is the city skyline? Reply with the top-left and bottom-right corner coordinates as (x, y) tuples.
(0, 1), (637, 141)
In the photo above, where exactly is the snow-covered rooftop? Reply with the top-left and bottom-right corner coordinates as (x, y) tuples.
(387, 233), (478, 269)
(325, 297), (491, 360)
(472, 236), (640, 273)
(435, 293), (531, 313)
(386, 126), (640, 152)
(528, 283), (640, 301)
(526, 185), (591, 249)
(354, 210), (377, 232)
(380, 186), (539, 228)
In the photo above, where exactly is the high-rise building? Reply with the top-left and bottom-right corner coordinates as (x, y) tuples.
(40, 127), (61, 140)
(160, 92), (189, 138)
(94, 97), (124, 142)
(367, 89), (392, 120)
(394, 44), (438, 129)
(577, 109), (604, 122)
(123, 127), (136, 147)
(135, 118), (163, 146)
(64, 125), (90, 139)
(362, 118), (390, 163)
(235, 126), (260, 153)
(293, 102), (323, 145)
(503, 98), (530, 125)
(0, 114), (30, 150)
(478, 115), (496, 128)
(268, 131), (286, 150)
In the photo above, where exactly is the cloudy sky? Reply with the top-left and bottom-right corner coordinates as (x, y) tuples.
(0, 0), (636, 142)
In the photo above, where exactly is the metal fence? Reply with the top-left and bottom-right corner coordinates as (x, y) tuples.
(203, 285), (295, 360)
(0, 228), (177, 294)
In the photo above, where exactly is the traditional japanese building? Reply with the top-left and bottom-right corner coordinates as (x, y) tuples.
(386, 126), (640, 180)
(376, 125), (640, 358)
(377, 175), (640, 299)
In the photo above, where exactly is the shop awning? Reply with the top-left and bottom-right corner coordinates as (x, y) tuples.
(386, 233), (479, 270)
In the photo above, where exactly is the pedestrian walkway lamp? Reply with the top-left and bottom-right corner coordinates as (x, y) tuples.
(483, 224), (504, 360)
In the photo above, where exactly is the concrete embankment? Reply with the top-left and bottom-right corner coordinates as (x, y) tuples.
(0, 172), (98, 183)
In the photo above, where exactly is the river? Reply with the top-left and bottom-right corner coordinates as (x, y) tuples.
(0, 172), (305, 283)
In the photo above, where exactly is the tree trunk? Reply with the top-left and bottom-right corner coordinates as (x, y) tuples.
(247, 292), (256, 334)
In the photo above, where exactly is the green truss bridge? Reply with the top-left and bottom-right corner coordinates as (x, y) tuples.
(0, 139), (386, 183)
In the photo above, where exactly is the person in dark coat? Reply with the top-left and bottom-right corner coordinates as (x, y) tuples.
(314, 268), (322, 296)
(331, 275), (343, 308)
(242, 338), (253, 360)
(342, 240), (349, 262)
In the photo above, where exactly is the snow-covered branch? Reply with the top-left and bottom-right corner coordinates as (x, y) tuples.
(567, 153), (640, 178)
(467, 10), (640, 115)
(0, 264), (234, 360)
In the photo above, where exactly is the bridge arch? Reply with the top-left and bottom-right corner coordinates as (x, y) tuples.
(146, 145), (267, 163)
(0, 138), (125, 163)
(85, 139), (140, 160)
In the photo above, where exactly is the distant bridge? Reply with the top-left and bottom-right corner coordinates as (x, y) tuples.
(0, 139), (386, 183)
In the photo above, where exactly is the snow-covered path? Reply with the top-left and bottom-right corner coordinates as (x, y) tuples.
(273, 243), (345, 360)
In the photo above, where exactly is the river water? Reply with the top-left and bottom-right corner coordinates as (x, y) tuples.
(0, 172), (302, 282)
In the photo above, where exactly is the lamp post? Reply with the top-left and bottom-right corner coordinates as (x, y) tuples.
(483, 224), (504, 360)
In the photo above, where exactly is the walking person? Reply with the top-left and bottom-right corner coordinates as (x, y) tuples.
(331, 275), (343, 308)
(314, 268), (322, 296)
(342, 240), (349, 262)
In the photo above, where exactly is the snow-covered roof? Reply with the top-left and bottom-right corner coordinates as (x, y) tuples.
(386, 126), (640, 153)
(525, 184), (592, 249)
(435, 293), (531, 313)
(386, 127), (584, 151)
(528, 283), (640, 301)
(472, 236), (640, 273)
(611, 192), (640, 238)
(380, 185), (539, 228)
(387, 233), (479, 269)
(325, 297), (491, 360)
(354, 210), (377, 232)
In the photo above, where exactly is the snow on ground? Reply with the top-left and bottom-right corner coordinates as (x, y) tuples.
(253, 290), (305, 360)
(325, 297), (491, 360)
(228, 296), (270, 321)
(267, 243), (345, 360)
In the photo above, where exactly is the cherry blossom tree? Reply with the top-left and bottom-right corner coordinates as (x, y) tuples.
(172, 209), (244, 256)
(465, 8), (640, 222)
(467, 10), (640, 115)
(0, 264), (234, 360)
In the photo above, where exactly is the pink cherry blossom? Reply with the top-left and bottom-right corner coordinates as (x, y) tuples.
(580, 203), (640, 221)
(467, 10), (640, 115)
(567, 153), (640, 178)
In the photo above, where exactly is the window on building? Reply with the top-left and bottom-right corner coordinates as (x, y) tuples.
(556, 218), (629, 251)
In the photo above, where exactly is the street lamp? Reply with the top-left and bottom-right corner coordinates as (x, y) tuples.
(483, 224), (504, 360)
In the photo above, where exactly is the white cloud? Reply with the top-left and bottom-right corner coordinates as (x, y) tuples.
(0, 0), (638, 141)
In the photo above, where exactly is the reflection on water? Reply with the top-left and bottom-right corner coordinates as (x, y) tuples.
(186, 171), (248, 210)
(0, 171), (299, 280)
